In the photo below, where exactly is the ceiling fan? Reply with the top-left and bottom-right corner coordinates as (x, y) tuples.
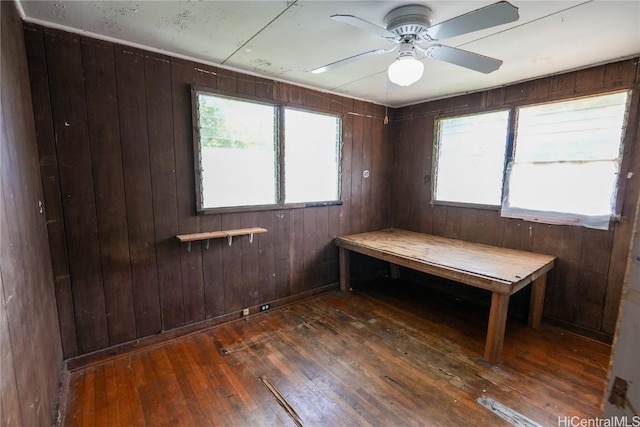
(312, 1), (519, 87)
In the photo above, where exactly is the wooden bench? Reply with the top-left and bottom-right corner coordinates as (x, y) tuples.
(335, 228), (556, 364)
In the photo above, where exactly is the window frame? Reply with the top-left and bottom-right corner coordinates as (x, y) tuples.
(430, 89), (632, 228)
(501, 89), (631, 229)
(191, 86), (343, 214)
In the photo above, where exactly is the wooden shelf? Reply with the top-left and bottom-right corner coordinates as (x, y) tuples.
(176, 227), (267, 251)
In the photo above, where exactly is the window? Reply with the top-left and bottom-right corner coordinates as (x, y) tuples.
(433, 110), (510, 206)
(196, 93), (277, 209)
(431, 90), (631, 229)
(284, 108), (341, 204)
(194, 90), (341, 211)
(501, 91), (630, 230)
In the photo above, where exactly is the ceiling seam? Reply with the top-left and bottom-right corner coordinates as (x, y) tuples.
(221, 0), (298, 65)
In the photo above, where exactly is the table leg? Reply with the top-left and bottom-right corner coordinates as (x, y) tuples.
(339, 247), (350, 292)
(528, 274), (547, 329)
(485, 292), (510, 364)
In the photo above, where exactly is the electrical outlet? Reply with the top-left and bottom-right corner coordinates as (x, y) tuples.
(242, 308), (249, 316)
(260, 304), (270, 312)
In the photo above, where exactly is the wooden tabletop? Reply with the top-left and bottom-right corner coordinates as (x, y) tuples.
(335, 228), (556, 290)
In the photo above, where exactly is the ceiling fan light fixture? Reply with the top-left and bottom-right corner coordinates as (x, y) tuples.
(388, 47), (424, 87)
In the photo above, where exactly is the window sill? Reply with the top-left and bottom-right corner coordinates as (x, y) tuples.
(197, 200), (343, 215)
(431, 200), (501, 211)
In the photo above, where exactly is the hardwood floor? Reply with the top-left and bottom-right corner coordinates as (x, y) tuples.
(62, 279), (611, 426)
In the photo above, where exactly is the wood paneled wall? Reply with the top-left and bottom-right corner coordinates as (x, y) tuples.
(23, 25), (392, 358)
(1, 2), (64, 425)
(392, 59), (640, 341)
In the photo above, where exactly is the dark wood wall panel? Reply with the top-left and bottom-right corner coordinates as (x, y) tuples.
(362, 103), (373, 227)
(392, 59), (640, 341)
(258, 211), (277, 302)
(350, 102), (365, 234)
(316, 206), (330, 286)
(221, 213), (244, 312)
(240, 211), (261, 307)
(274, 209), (292, 299)
(172, 58), (206, 326)
(82, 39), (137, 346)
(288, 209), (305, 295)
(327, 204), (342, 284)
(23, 24), (79, 357)
(340, 98), (354, 237)
(1, 2), (63, 425)
(44, 30), (109, 354)
(114, 46), (163, 339)
(144, 52), (184, 331)
(25, 25), (392, 357)
(201, 213), (224, 318)
(302, 208), (318, 292)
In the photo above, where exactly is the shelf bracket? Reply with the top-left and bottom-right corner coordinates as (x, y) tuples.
(186, 242), (191, 253)
(249, 233), (254, 243)
(205, 239), (210, 250)
(228, 235), (233, 246)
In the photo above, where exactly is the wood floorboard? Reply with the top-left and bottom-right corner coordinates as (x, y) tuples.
(62, 278), (610, 426)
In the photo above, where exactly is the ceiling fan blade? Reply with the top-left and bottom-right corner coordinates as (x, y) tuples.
(331, 14), (400, 42)
(425, 1), (519, 41)
(312, 48), (390, 74)
(424, 45), (503, 74)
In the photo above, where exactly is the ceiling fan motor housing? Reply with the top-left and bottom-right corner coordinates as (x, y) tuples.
(384, 5), (432, 38)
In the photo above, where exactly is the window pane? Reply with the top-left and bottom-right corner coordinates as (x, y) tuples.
(197, 93), (277, 208)
(503, 90), (630, 229)
(506, 161), (618, 216)
(434, 110), (509, 205)
(515, 91), (629, 162)
(284, 109), (340, 204)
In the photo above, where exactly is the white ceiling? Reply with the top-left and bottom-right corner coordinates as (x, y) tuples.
(18, 0), (640, 107)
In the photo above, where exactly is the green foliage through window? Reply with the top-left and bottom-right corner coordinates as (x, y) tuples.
(197, 94), (274, 149)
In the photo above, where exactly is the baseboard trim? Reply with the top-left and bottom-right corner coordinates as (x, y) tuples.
(544, 317), (613, 344)
(65, 283), (339, 372)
